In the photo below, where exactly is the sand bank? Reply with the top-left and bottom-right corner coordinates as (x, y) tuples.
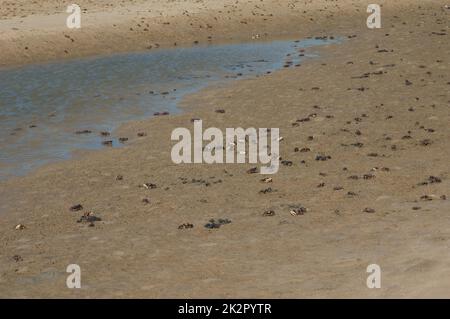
(0, 0), (449, 298)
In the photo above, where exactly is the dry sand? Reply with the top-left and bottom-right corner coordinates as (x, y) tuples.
(0, 0), (450, 298)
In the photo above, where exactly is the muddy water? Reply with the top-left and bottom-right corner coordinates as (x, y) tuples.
(0, 38), (338, 180)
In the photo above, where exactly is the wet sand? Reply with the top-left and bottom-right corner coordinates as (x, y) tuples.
(0, 1), (450, 298)
(0, 0), (409, 68)
(0, 37), (334, 180)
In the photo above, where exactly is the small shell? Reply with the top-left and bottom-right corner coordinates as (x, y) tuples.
(290, 207), (307, 216)
(15, 224), (26, 230)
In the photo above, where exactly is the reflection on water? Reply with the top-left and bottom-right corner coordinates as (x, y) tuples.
(0, 38), (339, 180)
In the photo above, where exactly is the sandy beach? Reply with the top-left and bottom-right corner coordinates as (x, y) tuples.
(0, 0), (449, 298)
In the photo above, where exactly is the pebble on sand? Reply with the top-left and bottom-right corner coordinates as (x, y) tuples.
(262, 210), (275, 217)
(70, 204), (83, 212)
(75, 129), (92, 134)
(77, 211), (102, 227)
(12, 255), (23, 262)
(178, 223), (194, 230)
(204, 218), (231, 229)
(290, 207), (307, 216)
(102, 140), (113, 147)
(142, 183), (157, 189)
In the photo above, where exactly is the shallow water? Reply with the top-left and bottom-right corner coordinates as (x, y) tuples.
(0, 38), (338, 180)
